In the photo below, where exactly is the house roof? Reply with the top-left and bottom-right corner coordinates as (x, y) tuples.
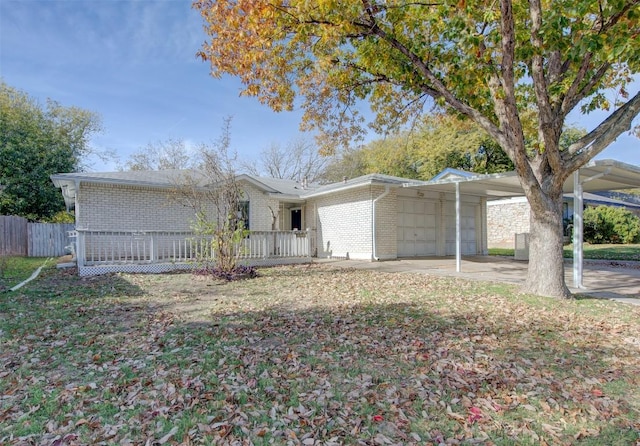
(430, 167), (476, 181)
(301, 173), (427, 198)
(237, 175), (319, 199)
(51, 169), (204, 188)
(50, 170), (315, 208)
(578, 192), (640, 210)
(51, 159), (640, 208)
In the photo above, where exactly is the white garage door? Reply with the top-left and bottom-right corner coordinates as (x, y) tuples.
(445, 203), (477, 255)
(397, 198), (437, 257)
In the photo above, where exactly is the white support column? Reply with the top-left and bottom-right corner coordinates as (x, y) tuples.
(572, 171), (584, 288)
(456, 182), (461, 272)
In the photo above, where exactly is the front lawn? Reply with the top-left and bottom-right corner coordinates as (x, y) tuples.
(1, 265), (639, 445)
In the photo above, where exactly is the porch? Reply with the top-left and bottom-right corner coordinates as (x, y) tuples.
(73, 229), (311, 276)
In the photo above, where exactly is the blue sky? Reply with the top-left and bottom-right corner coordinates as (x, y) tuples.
(1, 0), (639, 172)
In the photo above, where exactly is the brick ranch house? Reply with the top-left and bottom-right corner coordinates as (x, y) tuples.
(51, 169), (491, 275)
(51, 159), (640, 276)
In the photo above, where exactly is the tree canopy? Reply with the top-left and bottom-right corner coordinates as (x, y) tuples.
(0, 82), (101, 221)
(194, 0), (640, 297)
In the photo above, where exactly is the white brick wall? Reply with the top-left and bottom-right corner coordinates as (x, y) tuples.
(78, 181), (284, 233)
(77, 183), (198, 231)
(240, 183), (281, 231)
(309, 187), (375, 260)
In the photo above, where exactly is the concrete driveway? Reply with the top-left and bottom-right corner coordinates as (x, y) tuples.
(318, 256), (640, 305)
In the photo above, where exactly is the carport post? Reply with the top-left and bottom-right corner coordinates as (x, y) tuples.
(456, 181), (461, 272)
(573, 171), (584, 288)
(572, 167), (610, 289)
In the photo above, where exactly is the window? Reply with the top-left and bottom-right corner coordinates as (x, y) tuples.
(238, 201), (250, 230)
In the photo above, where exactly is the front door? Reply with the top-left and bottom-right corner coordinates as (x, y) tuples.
(291, 209), (302, 230)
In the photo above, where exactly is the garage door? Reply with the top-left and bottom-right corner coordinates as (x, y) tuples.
(445, 204), (477, 255)
(397, 198), (437, 256)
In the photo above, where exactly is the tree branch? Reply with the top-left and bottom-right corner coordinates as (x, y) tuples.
(560, 62), (610, 117)
(529, 0), (562, 176)
(564, 91), (640, 171)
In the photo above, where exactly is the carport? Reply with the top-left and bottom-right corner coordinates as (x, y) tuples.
(406, 159), (640, 288)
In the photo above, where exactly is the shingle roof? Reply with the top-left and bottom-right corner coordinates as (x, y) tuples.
(301, 173), (427, 198)
(50, 169), (206, 187)
(50, 170), (319, 207)
(51, 170), (412, 200)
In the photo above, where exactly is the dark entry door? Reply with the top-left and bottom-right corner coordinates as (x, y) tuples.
(291, 209), (302, 230)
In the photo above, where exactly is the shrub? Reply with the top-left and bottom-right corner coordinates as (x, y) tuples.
(583, 205), (640, 244)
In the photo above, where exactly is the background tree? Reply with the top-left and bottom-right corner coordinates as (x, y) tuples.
(123, 138), (196, 171)
(195, 0), (640, 298)
(319, 147), (369, 183)
(0, 81), (101, 221)
(348, 114), (515, 180)
(241, 137), (330, 183)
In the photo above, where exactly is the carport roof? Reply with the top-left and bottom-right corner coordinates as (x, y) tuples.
(415, 159), (640, 199)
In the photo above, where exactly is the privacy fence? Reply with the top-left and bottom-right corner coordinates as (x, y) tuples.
(0, 216), (74, 257)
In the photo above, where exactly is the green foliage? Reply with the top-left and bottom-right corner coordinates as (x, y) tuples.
(46, 210), (75, 223)
(191, 211), (249, 274)
(0, 81), (101, 221)
(583, 205), (640, 244)
(325, 114), (515, 180)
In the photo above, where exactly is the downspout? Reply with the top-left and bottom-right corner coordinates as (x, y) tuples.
(372, 185), (391, 261)
(73, 179), (84, 271)
(74, 179), (80, 226)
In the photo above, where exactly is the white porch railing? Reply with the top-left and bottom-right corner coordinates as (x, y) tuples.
(74, 229), (311, 276)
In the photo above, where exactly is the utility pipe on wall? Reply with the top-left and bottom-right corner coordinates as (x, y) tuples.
(372, 185), (391, 261)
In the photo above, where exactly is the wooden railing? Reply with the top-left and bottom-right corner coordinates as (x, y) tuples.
(75, 229), (310, 267)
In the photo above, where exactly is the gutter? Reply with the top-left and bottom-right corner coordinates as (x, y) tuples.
(372, 185), (391, 261)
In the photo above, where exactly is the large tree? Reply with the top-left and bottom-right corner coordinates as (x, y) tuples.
(0, 82), (101, 221)
(194, 0), (640, 298)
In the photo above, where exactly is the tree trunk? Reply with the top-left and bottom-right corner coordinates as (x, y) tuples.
(522, 193), (571, 298)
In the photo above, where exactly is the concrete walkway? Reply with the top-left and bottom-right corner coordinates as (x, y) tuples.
(318, 256), (640, 305)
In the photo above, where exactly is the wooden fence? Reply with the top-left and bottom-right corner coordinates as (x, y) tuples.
(0, 216), (28, 256)
(1, 216), (75, 257)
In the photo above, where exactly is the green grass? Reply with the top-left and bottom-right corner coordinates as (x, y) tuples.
(1, 265), (639, 445)
(489, 243), (640, 261)
(0, 256), (51, 290)
(563, 243), (640, 261)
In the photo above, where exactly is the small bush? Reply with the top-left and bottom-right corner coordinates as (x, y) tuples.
(583, 205), (640, 244)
